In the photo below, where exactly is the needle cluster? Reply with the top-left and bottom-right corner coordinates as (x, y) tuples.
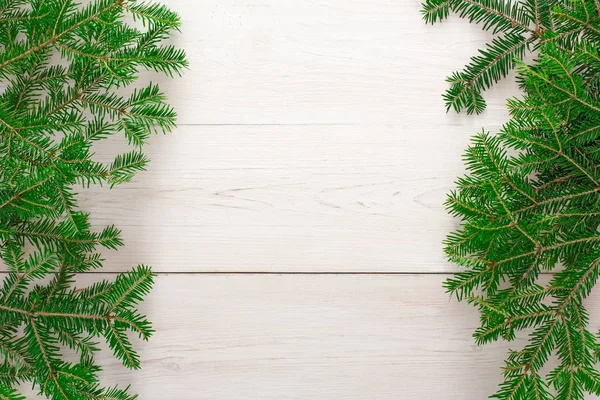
(422, 0), (600, 114)
(0, 0), (186, 398)
(424, 0), (600, 398)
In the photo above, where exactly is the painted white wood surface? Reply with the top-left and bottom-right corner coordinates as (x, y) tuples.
(148, 0), (519, 125)
(65, 0), (522, 273)
(19, 0), (586, 399)
(0, 1), (521, 274)
(80, 124), (495, 273)
(22, 274), (594, 400)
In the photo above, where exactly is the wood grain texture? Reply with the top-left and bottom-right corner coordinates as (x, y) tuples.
(66, 0), (524, 273)
(144, 0), (520, 125)
(15, 0), (577, 398)
(0, 1), (522, 273)
(74, 124), (499, 273)
(21, 274), (587, 400)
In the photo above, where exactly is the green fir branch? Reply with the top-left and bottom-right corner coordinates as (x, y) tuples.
(0, 0), (186, 398)
(420, 0), (600, 113)
(425, 0), (600, 398)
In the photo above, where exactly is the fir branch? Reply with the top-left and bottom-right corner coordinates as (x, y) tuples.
(0, 0), (186, 398)
(425, 0), (600, 397)
(420, 0), (600, 113)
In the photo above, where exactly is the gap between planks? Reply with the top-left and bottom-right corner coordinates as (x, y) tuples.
(176, 123), (359, 126)
(0, 271), (559, 275)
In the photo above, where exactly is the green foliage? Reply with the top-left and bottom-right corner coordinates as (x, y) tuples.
(420, 0), (600, 113)
(423, 0), (600, 398)
(0, 0), (186, 398)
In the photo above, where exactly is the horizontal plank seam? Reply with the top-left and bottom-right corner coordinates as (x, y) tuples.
(176, 123), (358, 127)
(0, 271), (560, 275)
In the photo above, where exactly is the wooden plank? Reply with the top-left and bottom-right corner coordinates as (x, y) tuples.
(142, 0), (518, 125)
(20, 274), (589, 399)
(60, 124), (500, 273)
(0, 0), (525, 273)
(54, 0), (526, 273)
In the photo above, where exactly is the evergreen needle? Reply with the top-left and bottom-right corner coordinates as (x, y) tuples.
(424, 0), (600, 397)
(0, 0), (187, 398)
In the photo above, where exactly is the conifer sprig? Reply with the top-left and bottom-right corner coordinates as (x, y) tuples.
(424, 0), (600, 398)
(421, 0), (600, 114)
(0, 0), (187, 398)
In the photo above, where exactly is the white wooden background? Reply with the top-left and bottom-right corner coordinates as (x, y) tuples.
(19, 0), (600, 398)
